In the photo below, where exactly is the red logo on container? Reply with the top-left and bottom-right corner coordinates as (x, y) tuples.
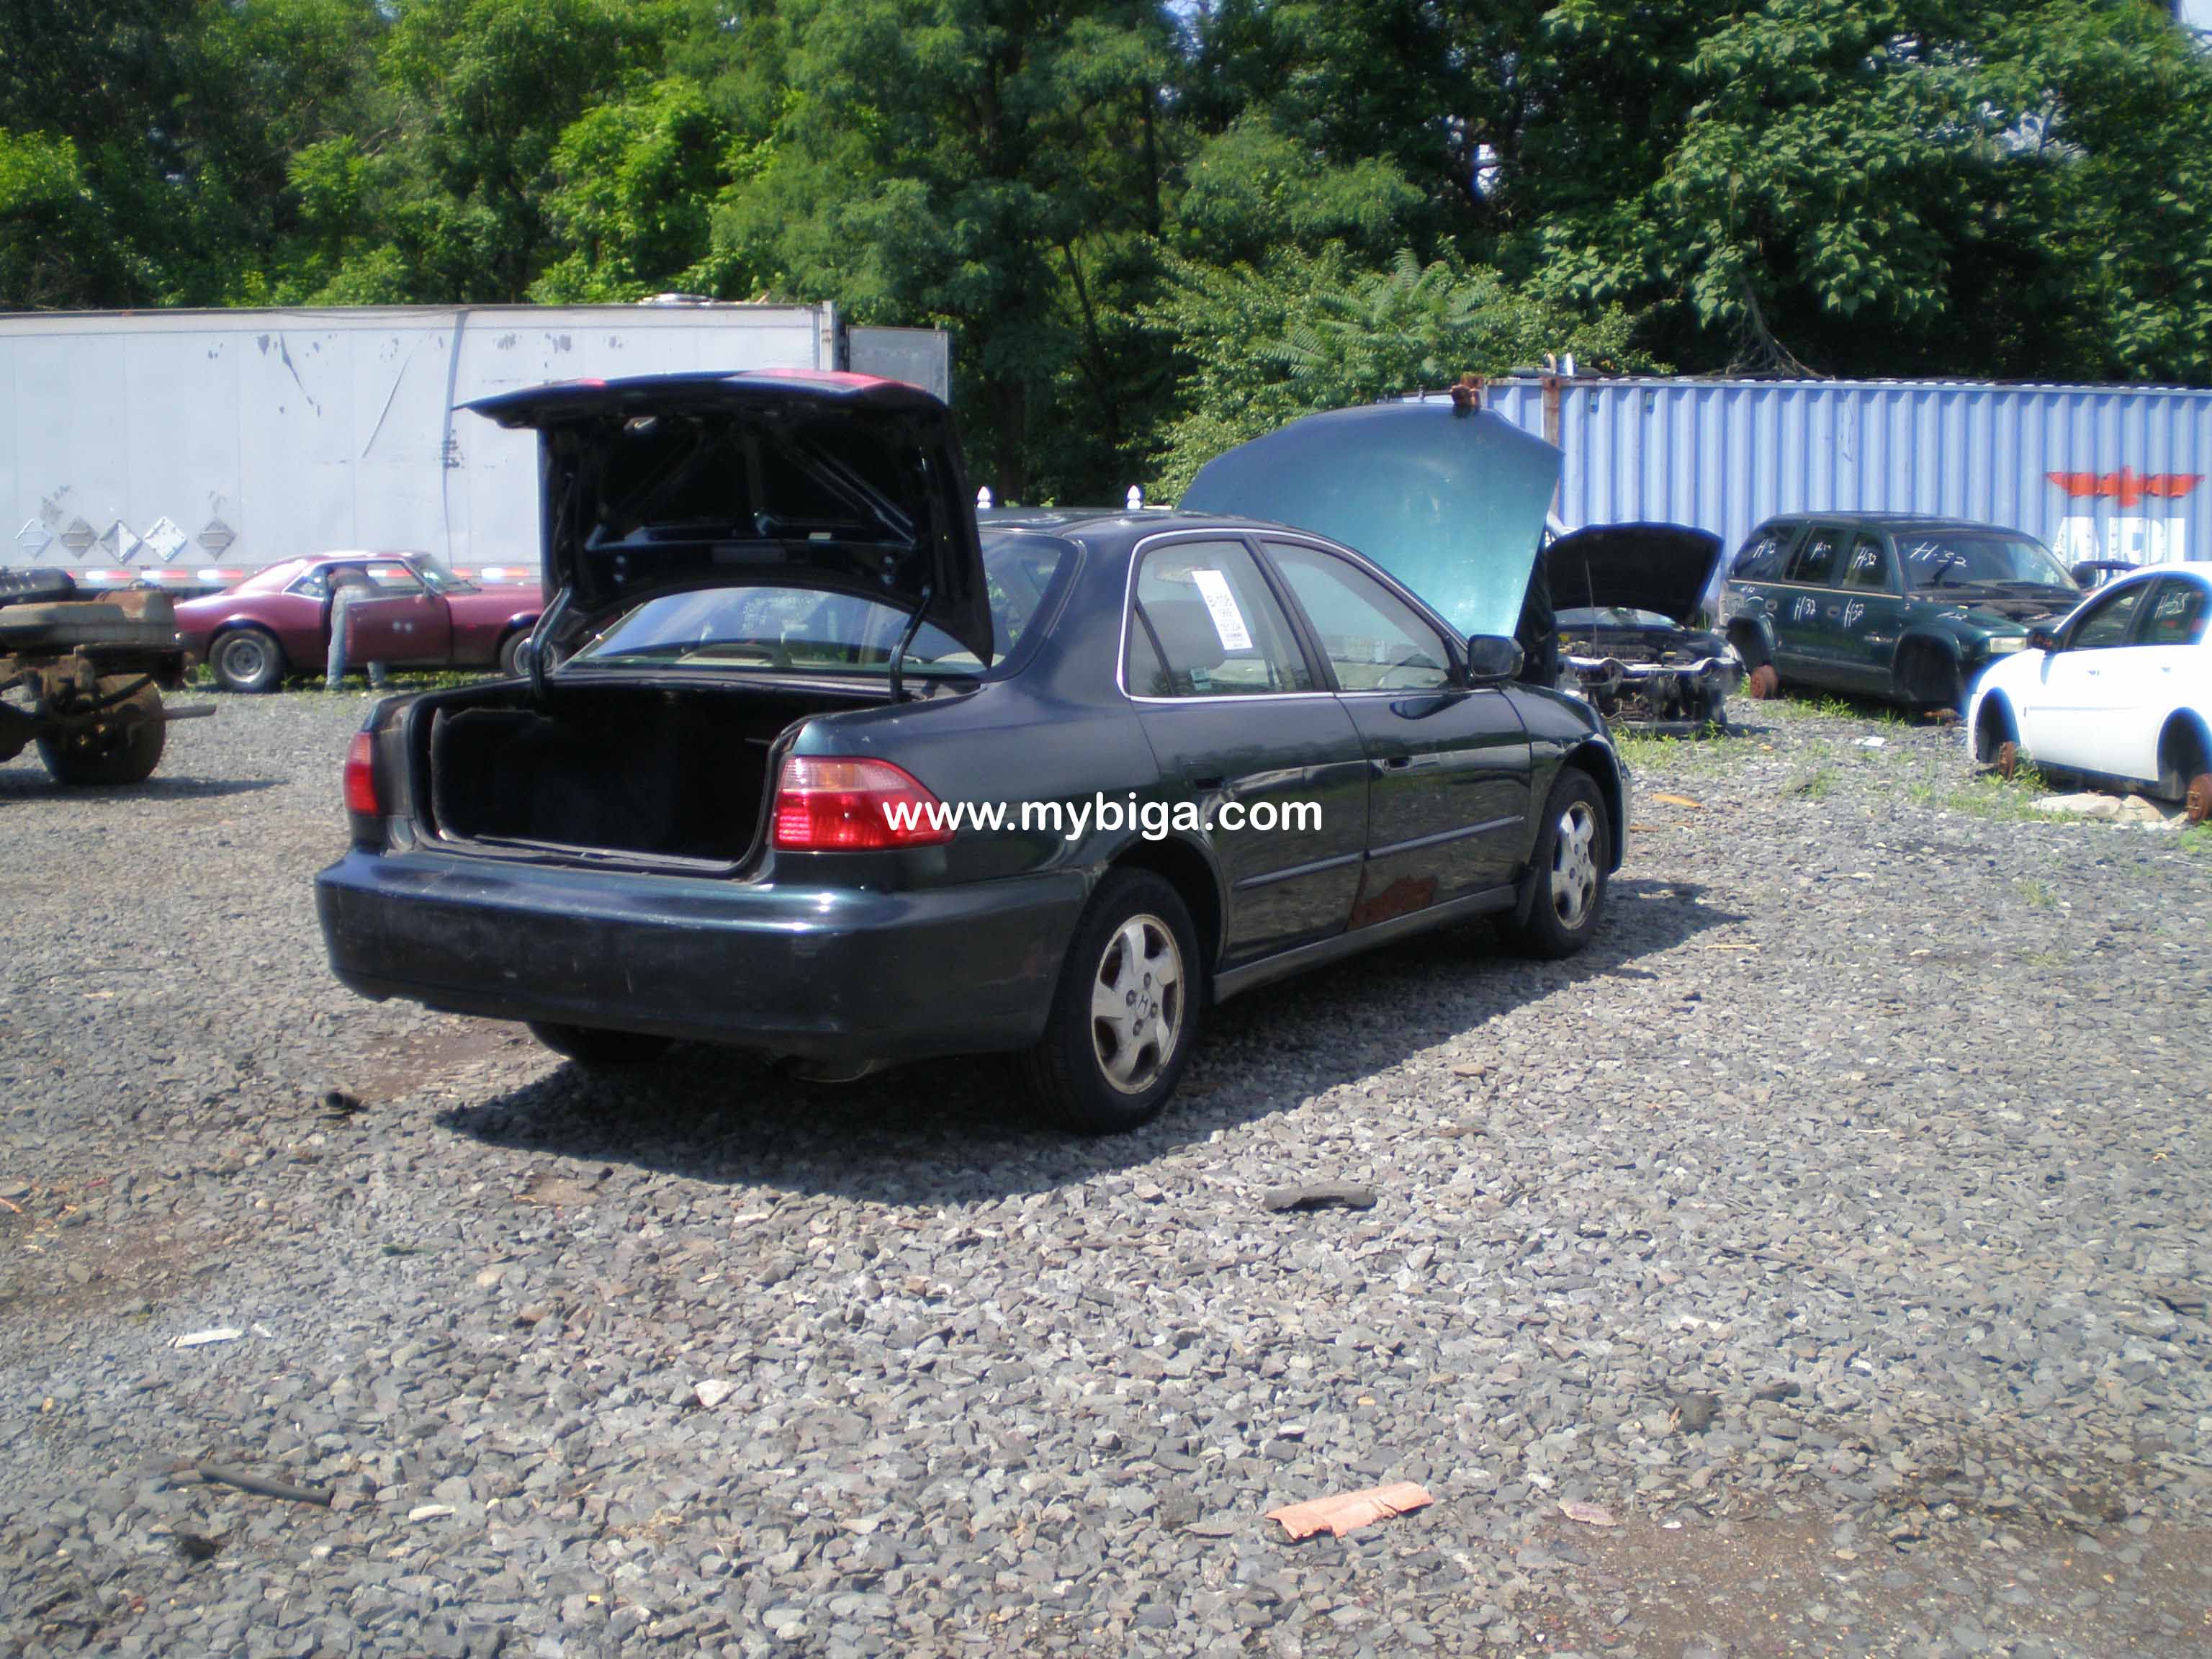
(2046, 468), (2202, 508)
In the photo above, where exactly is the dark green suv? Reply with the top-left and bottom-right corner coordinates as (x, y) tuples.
(1717, 513), (2082, 711)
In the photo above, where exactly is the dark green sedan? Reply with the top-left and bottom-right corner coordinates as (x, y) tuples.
(1717, 513), (2082, 712)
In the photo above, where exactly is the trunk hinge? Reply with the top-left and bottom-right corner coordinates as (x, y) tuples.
(887, 583), (933, 703)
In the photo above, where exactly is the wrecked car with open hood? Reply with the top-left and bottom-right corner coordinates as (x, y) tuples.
(315, 374), (1624, 1133)
(1543, 522), (1742, 728)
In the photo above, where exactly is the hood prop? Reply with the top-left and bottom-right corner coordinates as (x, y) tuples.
(887, 583), (934, 703)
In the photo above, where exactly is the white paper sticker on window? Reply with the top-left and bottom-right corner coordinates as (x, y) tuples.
(1189, 568), (1254, 652)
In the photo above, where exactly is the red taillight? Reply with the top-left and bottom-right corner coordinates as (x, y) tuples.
(343, 731), (381, 817)
(771, 756), (954, 850)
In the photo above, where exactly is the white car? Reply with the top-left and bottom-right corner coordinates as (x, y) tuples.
(1967, 565), (2212, 823)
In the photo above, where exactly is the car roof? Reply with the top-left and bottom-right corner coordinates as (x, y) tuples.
(979, 508), (1297, 547)
(1753, 512), (2028, 534)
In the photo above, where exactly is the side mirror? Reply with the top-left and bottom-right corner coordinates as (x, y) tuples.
(1464, 635), (1524, 684)
(2026, 626), (2062, 655)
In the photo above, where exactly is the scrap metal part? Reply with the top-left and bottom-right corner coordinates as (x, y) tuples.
(0, 579), (207, 783)
(1562, 647), (1743, 729)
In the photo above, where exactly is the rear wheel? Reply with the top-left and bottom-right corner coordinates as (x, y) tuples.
(527, 1021), (673, 1067)
(37, 676), (166, 786)
(1017, 869), (1198, 1134)
(212, 627), (284, 693)
(1499, 769), (1611, 960)
(498, 630), (530, 678)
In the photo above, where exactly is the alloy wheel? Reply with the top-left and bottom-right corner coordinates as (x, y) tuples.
(1089, 913), (1184, 1095)
(1550, 801), (1600, 930)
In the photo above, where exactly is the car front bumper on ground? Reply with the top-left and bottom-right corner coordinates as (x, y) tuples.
(315, 851), (1092, 1063)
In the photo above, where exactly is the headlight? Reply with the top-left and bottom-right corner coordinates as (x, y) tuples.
(1987, 637), (2028, 654)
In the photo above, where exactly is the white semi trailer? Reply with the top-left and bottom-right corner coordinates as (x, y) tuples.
(0, 303), (948, 588)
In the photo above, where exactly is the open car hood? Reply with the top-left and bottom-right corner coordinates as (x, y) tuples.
(1544, 523), (1725, 625)
(1179, 401), (1562, 639)
(467, 370), (991, 661)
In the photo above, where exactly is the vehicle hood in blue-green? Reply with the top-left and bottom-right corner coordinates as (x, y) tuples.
(1179, 401), (1563, 639)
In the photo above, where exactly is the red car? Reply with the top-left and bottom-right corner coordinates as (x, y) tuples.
(174, 552), (543, 692)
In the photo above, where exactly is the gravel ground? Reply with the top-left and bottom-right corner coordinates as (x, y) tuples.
(4, 690), (2211, 1658)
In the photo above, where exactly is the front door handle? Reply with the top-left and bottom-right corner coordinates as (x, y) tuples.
(1185, 772), (1226, 791)
(1379, 754), (1415, 771)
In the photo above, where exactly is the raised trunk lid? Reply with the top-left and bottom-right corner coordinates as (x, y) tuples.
(467, 371), (992, 662)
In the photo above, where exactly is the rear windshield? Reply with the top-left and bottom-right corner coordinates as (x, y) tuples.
(1897, 532), (2076, 593)
(567, 539), (1071, 678)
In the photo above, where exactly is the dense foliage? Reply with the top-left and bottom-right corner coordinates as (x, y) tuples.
(3, 0), (2206, 496)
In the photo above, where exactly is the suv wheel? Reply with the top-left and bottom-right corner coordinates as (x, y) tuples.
(1018, 869), (1198, 1134)
(1500, 768), (1611, 960)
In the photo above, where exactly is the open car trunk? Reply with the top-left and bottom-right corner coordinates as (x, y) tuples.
(413, 680), (891, 868)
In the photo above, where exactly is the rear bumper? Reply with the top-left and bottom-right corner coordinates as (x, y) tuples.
(315, 850), (1091, 1062)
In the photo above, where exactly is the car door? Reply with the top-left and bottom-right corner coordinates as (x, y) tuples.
(1123, 536), (1370, 964)
(1771, 525), (1845, 683)
(1261, 538), (1531, 920)
(2024, 579), (2154, 774)
(2110, 577), (2211, 783)
(1830, 532), (1907, 692)
(348, 560), (452, 665)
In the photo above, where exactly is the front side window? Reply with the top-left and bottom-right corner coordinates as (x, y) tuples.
(1842, 536), (1892, 590)
(1787, 530), (1843, 586)
(2069, 583), (2148, 650)
(362, 562), (426, 595)
(571, 538), (1071, 678)
(1266, 543), (1453, 692)
(2141, 579), (2211, 649)
(1125, 539), (1312, 698)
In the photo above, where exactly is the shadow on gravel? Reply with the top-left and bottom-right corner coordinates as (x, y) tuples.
(0, 772), (280, 801)
(439, 876), (1740, 1205)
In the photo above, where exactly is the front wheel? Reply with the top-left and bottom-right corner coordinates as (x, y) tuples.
(212, 628), (284, 693)
(1499, 769), (1611, 960)
(1017, 869), (1199, 1134)
(37, 676), (166, 786)
(527, 1021), (674, 1067)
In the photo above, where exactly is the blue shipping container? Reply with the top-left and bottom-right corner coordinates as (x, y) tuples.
(1478, 377), (2212, 571)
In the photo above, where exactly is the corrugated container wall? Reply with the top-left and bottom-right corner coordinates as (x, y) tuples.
(1481, 378), (2212, 569)
(0, 304), (861, 576)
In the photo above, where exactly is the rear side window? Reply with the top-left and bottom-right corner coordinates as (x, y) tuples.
(2142, 580), (2210, 648)
(1787, 529), (1842, 585)
(1126, 540), (1313, 698)
(1733, 526), (1794, 582)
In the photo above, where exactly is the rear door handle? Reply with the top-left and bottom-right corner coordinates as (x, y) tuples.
(1185, 772), (1226, 791)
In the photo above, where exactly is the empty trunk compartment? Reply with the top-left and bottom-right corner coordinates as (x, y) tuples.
(416, 680), (891, 866)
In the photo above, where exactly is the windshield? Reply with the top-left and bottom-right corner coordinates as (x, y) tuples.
(1898, 532), (2077, 593)
(567, 538), (1069, 677)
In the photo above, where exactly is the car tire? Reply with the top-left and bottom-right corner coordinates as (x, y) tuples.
(498, 631), (530, 678)
(37, 675), (166, 786)
(1746, 663), (1781, 700)
(1974, 698), (2020, 776)
(1017, 868), (1200, 1135)
(212, 627), (284, 693)
(527, 1021), (674, 1066)
(1499, 768), (1611, 961)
